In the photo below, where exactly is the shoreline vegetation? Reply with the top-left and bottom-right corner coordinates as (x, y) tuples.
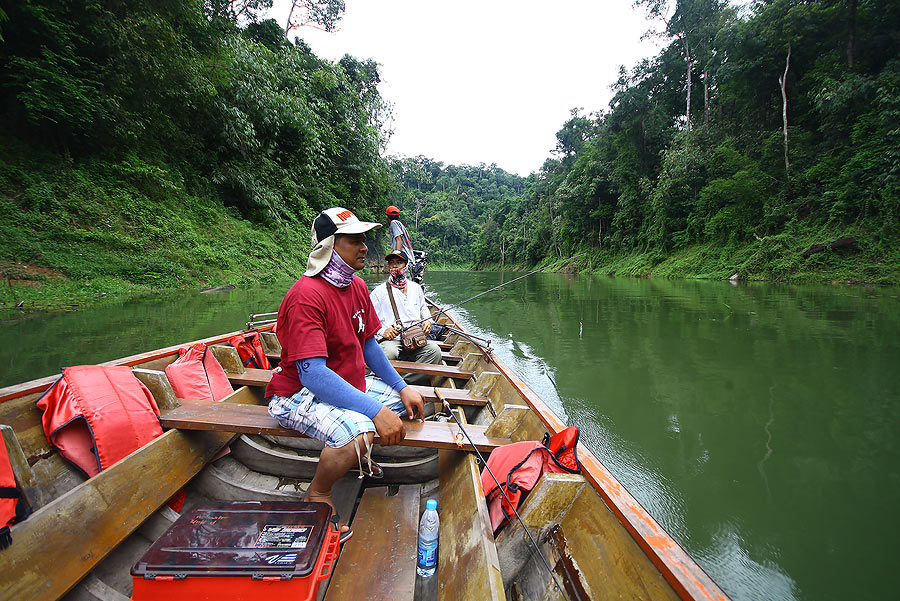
(2, 1), (898, 316)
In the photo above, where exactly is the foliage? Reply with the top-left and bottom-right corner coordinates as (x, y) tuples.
(0, 0), (403, 307)
(465, 0), (900, 284)
(387, 157), (526, 266)
(1, 0), (898, 306)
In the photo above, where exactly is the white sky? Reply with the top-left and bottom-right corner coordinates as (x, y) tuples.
(268, 1), (662, 176)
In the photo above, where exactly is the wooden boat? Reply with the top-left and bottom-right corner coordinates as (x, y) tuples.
(0, 305), (732, 601)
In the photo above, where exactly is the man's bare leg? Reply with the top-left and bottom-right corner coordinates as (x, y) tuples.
(306, 432), (375, 532)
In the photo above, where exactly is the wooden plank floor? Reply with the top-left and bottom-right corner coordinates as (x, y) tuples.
(324, 486), (419, 601)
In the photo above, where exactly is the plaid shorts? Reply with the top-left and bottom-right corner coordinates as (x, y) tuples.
(267, 376), (406, 448)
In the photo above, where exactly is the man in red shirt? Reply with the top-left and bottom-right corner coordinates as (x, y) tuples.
(267, 207), (425, 540)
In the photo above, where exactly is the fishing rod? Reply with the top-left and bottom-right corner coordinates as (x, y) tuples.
(411, 252), (586, 330)
(438, 324), (494, 352)
(433, 388), (572, 601)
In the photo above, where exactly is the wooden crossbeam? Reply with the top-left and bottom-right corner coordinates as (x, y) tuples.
(160, 401), (509, 452)
(407, 386), (487, 406)
(389, 361), (473, 380)
(441, 352), (462, 364)
(226, 367), (273, 387)
(227, 370), (483, 400)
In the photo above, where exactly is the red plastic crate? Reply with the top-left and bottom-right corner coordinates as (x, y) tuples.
(131, 501), (340, 601)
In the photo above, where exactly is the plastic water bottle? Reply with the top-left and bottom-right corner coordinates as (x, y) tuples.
(416, 499), (439, 577)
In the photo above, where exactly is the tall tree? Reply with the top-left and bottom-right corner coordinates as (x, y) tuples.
(286, 0), (346, 36)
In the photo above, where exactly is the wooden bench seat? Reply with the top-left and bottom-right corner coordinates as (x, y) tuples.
(266, 351), (462, 366)
(227, 362), (473, 386)
(407, 385), (487, 406)
(441, 352), (462, 364)
(324, 486), (419, 600)
(226, 367), (275, 387)
(159, 401), (510, 452)
(388, 361), (473, 380)
(224, 370), (488, 407)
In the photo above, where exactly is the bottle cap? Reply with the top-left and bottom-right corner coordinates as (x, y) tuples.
(426, 499), (437, 511)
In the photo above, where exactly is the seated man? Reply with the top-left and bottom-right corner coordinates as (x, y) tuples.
(266, 208), (425, 541)
(369, 250), (442, 385)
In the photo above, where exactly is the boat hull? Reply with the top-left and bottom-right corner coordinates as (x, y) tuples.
(0, 311), (730, 601)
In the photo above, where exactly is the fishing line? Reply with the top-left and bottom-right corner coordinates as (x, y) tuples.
(410, 252), (586, 330)
(434, 388), (572, 601)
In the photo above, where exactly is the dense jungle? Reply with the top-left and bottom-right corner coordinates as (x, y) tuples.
(1, 0), (898, 311)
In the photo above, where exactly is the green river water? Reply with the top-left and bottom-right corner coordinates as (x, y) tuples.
(1, 271), (898, 601)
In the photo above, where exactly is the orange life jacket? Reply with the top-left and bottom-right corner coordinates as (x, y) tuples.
(165, 343), (234, 402)
(35, 365), (163, 478)
(228, 332), (270, 370)
(0, 439), (30, 549)
(480, 426), (582, 534)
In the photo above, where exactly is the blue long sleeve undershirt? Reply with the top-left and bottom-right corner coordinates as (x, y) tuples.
(297, 337), (407, 419)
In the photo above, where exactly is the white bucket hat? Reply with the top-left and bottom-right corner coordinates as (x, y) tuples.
(305, 207), (382, 277)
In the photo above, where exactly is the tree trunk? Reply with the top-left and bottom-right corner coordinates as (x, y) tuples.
(682, 37), (692, 130)
(847, 0), (857, 69)
(703, 69), (710, 126)
(779, 41), (791, 175)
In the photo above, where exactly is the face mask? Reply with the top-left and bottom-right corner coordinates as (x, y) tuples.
(320, 250), (357, 288)
(389, 264), (408, 289)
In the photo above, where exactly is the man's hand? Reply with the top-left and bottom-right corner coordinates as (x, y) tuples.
(372, 406), (406, 445)
(422, 320), (433, 335)
(399, 386), (425, 421)
(382, 326), (399, 340)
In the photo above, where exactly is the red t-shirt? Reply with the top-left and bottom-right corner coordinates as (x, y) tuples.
(265, 275), (382, 398)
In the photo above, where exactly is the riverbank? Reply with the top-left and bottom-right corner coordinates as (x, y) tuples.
(485, 219), (899, 286)
(3, 144), (896, 317)
(0, 142), (316, 314)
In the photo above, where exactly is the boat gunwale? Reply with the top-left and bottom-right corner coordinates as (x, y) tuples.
(435, 309), (731, 601)
(0, 325), (275, 404)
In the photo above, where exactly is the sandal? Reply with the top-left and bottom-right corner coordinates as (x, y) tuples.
(352, 436), (385, 479)
(331, 514), (353, 544)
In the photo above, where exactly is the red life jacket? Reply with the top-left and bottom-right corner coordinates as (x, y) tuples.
(35, 365), (163, 478)
(165, 343), (234, 402)
(480, 426), (582, 534)
(228, 332), (270, 370)
(0, 438), (31, 549)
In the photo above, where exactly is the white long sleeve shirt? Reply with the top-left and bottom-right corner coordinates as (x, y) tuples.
(369, 281), (431, 338)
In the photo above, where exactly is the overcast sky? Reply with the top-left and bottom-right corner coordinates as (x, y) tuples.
(268, 1), (662, 176)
